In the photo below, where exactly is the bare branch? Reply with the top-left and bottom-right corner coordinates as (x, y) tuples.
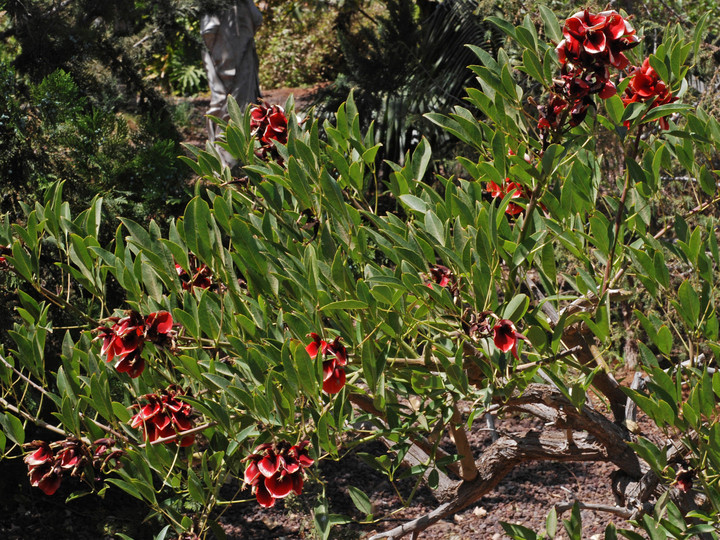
(555, 500), (635, 519)
(370, 430), (610, 540)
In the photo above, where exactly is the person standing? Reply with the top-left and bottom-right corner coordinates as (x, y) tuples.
(201, 0), (262, 163)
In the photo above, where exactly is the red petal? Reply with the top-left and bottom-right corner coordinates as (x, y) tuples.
(255, 481), (276, 508)
(599, 81), (617, 99)
(493, 320), (517, 353)
(38, 474), (62, 496)
(258, 454), (280, 477)
(322, 367), (346, 394)
(265, 473), (294, 498)
(244, 461), (261, 485)
(292, 473), (303, 496)
(583, 31), (607, 54)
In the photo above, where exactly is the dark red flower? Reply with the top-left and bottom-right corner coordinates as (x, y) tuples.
(675, 468), (694, 493)
(493, 319), (530, 359)
(24, 440), (53, 468)
(244, 440), (314, 508)
(428, 264), (452, 289)
(487, 179), (526, 215)
(130, 386), (195, 446)
(56, 438), (88, 472)
(95, 310), (178, 378)
(24, 441), (63, 495)
(557, 10), (639, 71)
(622, 58), (677, 130)
(175, 254), (214, 291)
(250, 102), (288, 162)
(29, 461), (63, 495)
(306, 334), (348, 394)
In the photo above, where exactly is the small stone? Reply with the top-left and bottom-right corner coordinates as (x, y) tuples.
(492, 533), (502, 540)
(473, 507), (488, 517)
(454, 514), (464, 522)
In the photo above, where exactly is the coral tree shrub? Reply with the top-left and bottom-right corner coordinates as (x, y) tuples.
(1, 6), (719, 540)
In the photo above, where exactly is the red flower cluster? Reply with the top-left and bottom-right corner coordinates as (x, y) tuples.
(306, 333), (347, 394)
(95, 310), (176, 378)
(487, 178), (527, 215)
(557, 9), (639, 71)
(244, 441), (314, 508)
(24, 438), (123, 496)
(130, 385), (195, 446)
(175, 254), (213, 291)
(539, 9), (639, 134)
(493, 319), (530, 359)
(622, 58), (677, 129)
(250, 102), (288, 161)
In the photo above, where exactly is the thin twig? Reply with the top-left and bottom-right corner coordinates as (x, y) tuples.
(138, 421), (217, 448)
(0, 396), (69, 438)
(555, 500), (634, 519)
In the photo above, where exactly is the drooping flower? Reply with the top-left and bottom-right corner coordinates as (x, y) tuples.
(56, 438), (89, 473)
(175, 254), (214, 291)
(250, 102), (288, 162)
(428, 264), (452, 289)
(622, 58), (677, 130)
(94, 310), (177, 378)
(306, 333), (347, 394)
(24, 441), (63, 495)
(24, 438), (121, 495)
(675, 467), (694, 493)
(243, 440), (314, 508)
(130, 385), (195, 446)
(557, 9), (639, 71)
(29, 460), (63, 496)
(493, 319), (530, 359)
(487, 178), (527, 216)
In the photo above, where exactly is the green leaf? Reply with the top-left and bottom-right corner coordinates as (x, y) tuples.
(320, 300), (369, 311)
(501, 522), (538, 540)
(399, 195), (429, 213)
(539, 5), (562, 44)
(655, 325), (673, 355)
(677, 280), (700, 328)
(502, 294), (529, 321)
(0, 412), (24, 446)
(348, 486), (373, 516)
(424, 211), (445, 245)
(605, 94), (624, 125)
(546, 506), (558, 537)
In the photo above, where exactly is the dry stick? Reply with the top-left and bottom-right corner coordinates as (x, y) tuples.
(369, 430), (611, 540)
(524, 275), (627, 421)
(0, 396), (68, 438)
(138, 421), (217, 448)
(369, 384), (643, 540)
(348, 393), (462, 481)
(554, 500), (635, 519)
(449, 405), (478, 482)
